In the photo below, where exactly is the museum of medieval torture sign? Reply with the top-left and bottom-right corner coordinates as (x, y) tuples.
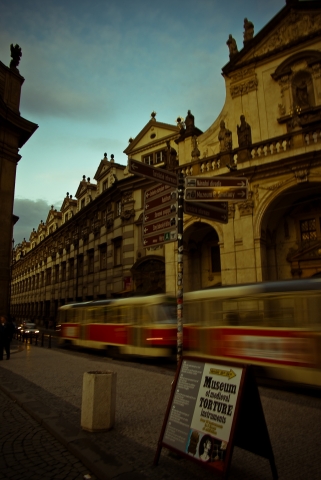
(154, 357), (278, 479)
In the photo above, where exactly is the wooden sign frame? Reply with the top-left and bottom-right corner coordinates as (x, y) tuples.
(154, 356), (278, 479)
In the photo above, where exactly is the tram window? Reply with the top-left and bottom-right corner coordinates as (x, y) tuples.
(93, 306), (107, 323)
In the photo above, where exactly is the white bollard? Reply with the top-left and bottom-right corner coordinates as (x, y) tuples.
(81, 371), (116, 432)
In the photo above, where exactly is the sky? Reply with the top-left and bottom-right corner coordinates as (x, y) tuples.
(0, 0), (287, 244)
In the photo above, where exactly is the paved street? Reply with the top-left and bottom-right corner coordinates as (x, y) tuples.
(0, 388), (96, 480)
(0, 339), (321, 480)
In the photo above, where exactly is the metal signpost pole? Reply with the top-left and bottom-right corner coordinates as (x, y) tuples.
(177, 172), (184, 364)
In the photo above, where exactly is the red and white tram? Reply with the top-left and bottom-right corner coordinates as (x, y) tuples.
(58, 294), (177, 357)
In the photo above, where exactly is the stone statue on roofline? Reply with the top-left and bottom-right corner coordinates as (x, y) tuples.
(243, 18), (254, 45)
(10, 44), (22, 70)
(226, 35), (238, 59)
(237, 115), (252, 148)
(218, 120), (232, 152)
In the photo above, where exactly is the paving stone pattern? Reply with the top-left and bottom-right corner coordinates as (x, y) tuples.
(0, 341), (321, 480)
(0, 389), (96, 480)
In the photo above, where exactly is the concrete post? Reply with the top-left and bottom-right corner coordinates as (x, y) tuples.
(81, 371), (116, 432)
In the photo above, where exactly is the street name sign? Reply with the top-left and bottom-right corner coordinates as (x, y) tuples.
(184, 202), (228, 224)
(143, 217), (177, 236)
(128, 158), (178, 187)
(143, 185), (177, 247)
(145, 183), (172, 200)
(143, 230), (177, 248)
(185, 176), (248, 188)
(144, 189), (177, 214)
(185, 187), (248, 202)
(144, 203), (177, 223)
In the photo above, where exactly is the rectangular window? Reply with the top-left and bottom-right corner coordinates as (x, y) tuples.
(88, 250), (94, 274)
(100, 245), (107, 270)
(211, 246), (221, 273)
(300, 218), (317, 241)
(69, 258), (74, 279)
(77, 255), (84, 276)
(116, 200), (122, 217)
(114, 239), (122, 266)
(55, 265), (59, 283)
(143, 149), (167, 165)
(65, 214), (68, 223)
(155, 149), (167, 164)
(61, 262), (66, 281)
(46, 268), (52, 286)
(143, 154), (153, 165)
(81, 198), (86, 209)
(41, 271), (44, 287)
(103, 180), (108, 191)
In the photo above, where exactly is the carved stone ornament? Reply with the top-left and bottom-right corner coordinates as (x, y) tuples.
(253, 11), (321, 59)
(292, 167), (309, 183)
(120, 209), (135, 221)
(228, 204), (235, 219)
(122, 192), (134, 204)
(230, 76), (258, 98)
(238, 199), (254, 216)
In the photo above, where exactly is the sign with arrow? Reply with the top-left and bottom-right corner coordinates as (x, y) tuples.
(143, 185), (177, 247)
(184, 202), (228, 224)
(143, 230), (177, 248)
(128, 158), (178, 187)
(144, 189), (177, 214)
(185, 187), (248, 202)
(185, 176), (248, 189)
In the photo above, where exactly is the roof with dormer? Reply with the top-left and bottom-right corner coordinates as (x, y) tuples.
(74, 176), (97, 199)
(46, 207), (62, 225)
(60, 194), (77, 212)
(94, 154), (125, 181)
(123, 115), (180, 156)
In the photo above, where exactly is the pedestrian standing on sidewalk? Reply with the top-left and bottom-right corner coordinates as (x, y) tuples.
(2, 316), (15, 360)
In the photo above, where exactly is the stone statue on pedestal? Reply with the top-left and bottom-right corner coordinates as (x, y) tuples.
(237, 115), (252, 148)
(218, 120), (232, 152)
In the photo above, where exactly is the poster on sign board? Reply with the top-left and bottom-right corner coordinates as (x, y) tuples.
(161, 359), (242, 471)
(154, 356), (278, 479)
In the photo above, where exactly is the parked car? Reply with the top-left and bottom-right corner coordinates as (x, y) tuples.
(21, 323), (40, 338)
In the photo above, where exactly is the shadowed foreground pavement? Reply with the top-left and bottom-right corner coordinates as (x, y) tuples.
(0, 340), (321, 480)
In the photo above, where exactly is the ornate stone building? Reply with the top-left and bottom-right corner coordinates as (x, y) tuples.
(10, 117), (182, 323)
(0, 45), (38, 318)
(10, 0), (321, 324)
(178, 0), (321, 288)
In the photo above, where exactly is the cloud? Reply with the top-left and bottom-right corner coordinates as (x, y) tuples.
(13, 198), (52, 244)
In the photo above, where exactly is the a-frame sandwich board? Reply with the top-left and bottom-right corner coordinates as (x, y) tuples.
(154, 356), (278, 479)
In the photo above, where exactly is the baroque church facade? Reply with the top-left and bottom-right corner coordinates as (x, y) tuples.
(10, 0), (321, 324)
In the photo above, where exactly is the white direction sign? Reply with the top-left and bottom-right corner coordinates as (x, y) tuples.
(185, 175), (248, 203)
(185, 176), (248, 188)
(185, 187), (248, 202)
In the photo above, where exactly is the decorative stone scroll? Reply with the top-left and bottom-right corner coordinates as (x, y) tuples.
(253, 11), (321, 59)
(230, 68), (258, 98)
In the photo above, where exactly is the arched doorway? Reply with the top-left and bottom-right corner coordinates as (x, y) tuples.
(259, 181), (321, 280)
(183, 221), (221, 292)
(131, 256), (165, 294)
